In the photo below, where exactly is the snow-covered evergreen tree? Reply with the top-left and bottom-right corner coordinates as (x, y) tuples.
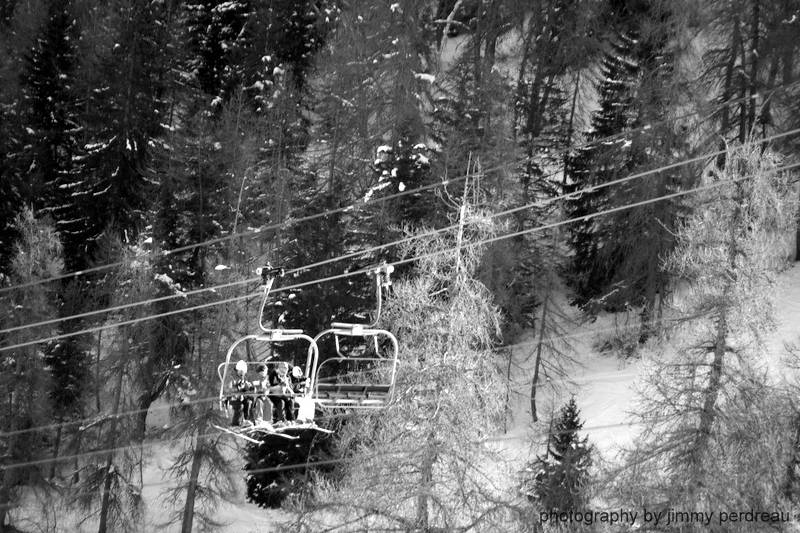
(184, 0), (332, 109)
(0, 104), (20, 273)
(565, 29), (642, 309)
(80, 0), (172, 246)
(18, 0), (86, 270)
(565, 2), (684, 343)
(522, 397), (592, 513)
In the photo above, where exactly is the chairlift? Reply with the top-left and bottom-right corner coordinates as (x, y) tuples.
(311, 264), (399, 409)
(216, 266), (323, 440)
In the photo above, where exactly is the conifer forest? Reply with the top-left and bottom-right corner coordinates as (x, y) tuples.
(2, 0), (800, 531)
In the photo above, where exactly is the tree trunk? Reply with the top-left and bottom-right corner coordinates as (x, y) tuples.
(439, 0), (466, 61)
(513, 19), (535, 140)
(689, 202), (740, 496)
(737, 24), (749, 143)
(98, 333), (128, 533)
(563, 72), (581, 187)
(638, 237), (659, 344)
(503, 348), (512, 433)
(180, 432), (204, 533)
(530, 291), (550, 423)
(689, 312), (727, 493)
(745, 0), (760, 136)
(96, 331), (103, 412)
(50, 419), (63, 480)
(0, 470), (16, 533)
(783, 411), (800, 500)
(97, 455), (116, 533)
(717, 16), (740, 166)
(416, 431), (435, 530)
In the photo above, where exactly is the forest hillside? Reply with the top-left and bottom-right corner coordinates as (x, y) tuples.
(1, 0), (800, 532)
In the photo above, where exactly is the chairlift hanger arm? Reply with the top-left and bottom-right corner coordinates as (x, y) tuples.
(332, 263), (394, 331)
(256, 265), (290, 334)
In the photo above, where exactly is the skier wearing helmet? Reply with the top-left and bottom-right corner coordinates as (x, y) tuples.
(228, 360), (254, 427)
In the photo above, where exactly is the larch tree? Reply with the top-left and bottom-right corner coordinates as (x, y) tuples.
(701, 0), (800, 146)
(614, 143), (798, 526)
(18, 0), (94, 464)
(513, 0), (599, 203)
(69, 246), (159, 533)
(0, 209), (62, 532)
(294, 208), (520, 531)
(157, 269), (246, 533)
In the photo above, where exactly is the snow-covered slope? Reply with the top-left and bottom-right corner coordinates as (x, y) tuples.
(14, 265), (800, 531)
(505, 262), (800, 466)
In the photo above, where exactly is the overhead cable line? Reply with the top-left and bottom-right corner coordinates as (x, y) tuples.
(2, 158), (798, 354)
(4, 126), (799, 337)
(3, 80), (795, 295)
(0, 314), (713, 439)
(3, 315), (798, 459)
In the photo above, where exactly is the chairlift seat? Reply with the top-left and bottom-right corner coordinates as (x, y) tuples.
(330, 322), (364, 334)
(315, 383), (391, 404)
(267, 328), (304, 338)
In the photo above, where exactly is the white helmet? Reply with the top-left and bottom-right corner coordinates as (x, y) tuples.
(235, 360), (248, 373)
(291, 366), (303, 379)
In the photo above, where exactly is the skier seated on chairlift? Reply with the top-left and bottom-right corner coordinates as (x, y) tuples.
(227, 360), (254, 427)
(250, 363), (274, 427)
(268, 362), (295, 425)
(290, 365), (308, 395)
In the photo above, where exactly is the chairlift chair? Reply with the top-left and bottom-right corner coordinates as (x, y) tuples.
(311, 264), (399, 409)
(217, 266), (320, 425)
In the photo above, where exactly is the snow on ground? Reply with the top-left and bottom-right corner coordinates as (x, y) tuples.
(138, 262), (800, 529)
(139, 442), (292, 533)
(14, 265), (800, 531)
(501, 312), (643, 465)
(764, 263), (800, 371)
(503, 262), (800, 465)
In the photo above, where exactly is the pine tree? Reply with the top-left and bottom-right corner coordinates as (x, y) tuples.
(0, 0), (32, 273)
(565, 29), (642, 309)
(523, 398), (592, 514)
(17, 2), (94, 442)
(363, 131), (439, 268)
(183, 0), (245, 98)
(184, 0), (332, 107)
(80, 0), (172, 247)
(18, 0), (86, 270)
(274, 184), (364, 358)
(244, 430), (339, 509)
(565, 2), (684, 343)
(0, 105), (20, 273)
